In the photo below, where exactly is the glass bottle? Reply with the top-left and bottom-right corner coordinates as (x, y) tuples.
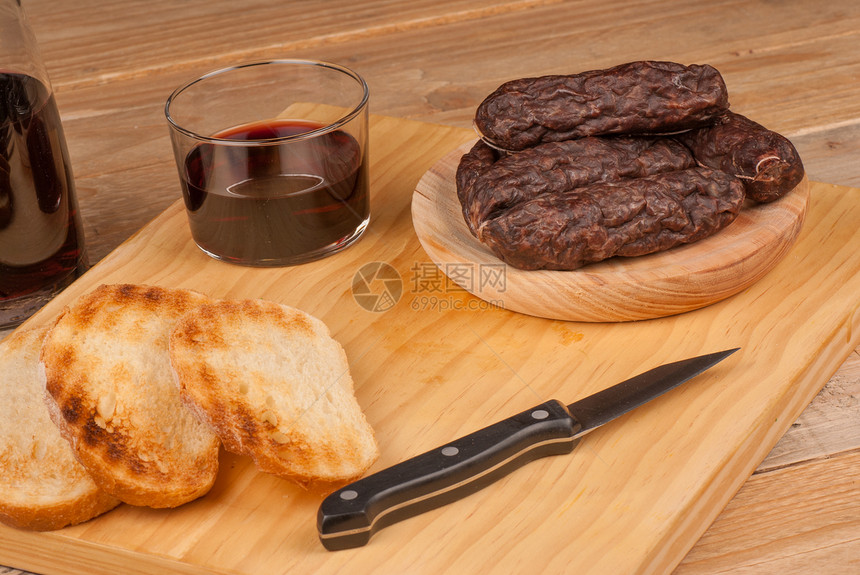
(0, 0), (87, 329)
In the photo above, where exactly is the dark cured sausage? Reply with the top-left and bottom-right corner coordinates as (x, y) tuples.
(477, 167), (745, 271)
(457, 136), (695, 236)
(474, 61), (729, 151)
(455, 139), (498, 209)
(676, 111), (804, 203)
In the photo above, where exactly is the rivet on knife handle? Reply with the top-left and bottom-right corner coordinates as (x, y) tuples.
(317, 399), (580, 551)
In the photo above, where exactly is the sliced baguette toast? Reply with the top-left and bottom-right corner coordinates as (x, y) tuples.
(169, 298), (379, 486)
(0, 326), (120, 530)
(40, 284), (221, 508)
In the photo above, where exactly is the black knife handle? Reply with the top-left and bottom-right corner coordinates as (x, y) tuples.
(317, 399), (580, 550)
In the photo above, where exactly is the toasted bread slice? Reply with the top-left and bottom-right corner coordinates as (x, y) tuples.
(169, 298), (379, 486)
(0, 326), (120, 530)
(40, 284), (221, 508)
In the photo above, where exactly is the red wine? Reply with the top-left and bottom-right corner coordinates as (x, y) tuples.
(0, 72), (87, 327)
(180, 119), (369, 265)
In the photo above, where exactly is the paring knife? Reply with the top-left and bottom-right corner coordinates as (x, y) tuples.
(317, 348), (739, 550)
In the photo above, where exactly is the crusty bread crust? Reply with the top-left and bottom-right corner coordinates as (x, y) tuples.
(40, 284), (221, 508)
(169, 298), (379, 486)
(0, 326), (120, 530)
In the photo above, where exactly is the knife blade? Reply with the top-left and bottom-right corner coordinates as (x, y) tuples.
(317, 348), (738, 550)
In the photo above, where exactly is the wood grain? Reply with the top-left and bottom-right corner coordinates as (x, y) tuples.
(0, 117), (858, 575)
(759, 350), (860, 472)
(675, 450), (860, 574)
(30, 0), (558, 89)
(413, 141), (810, 322)
(673, 349), (860, 574)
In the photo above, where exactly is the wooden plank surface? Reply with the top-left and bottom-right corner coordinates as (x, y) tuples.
(21, 0), (860, 262)
(2, 0), (859, 572)
(0, 115), (858, 575)
(676, 450), (860, 574)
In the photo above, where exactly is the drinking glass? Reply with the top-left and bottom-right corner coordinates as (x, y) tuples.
(165, 60), (370, 267)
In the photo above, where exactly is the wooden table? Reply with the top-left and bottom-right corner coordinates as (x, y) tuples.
(2, 1), (858, 573)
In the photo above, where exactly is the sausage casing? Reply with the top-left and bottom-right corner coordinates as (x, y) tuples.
(477, 167), (745, 270)
(474, 61), (729, 151)
(676, 111), (804, 203)
(457, 136), (695, 235)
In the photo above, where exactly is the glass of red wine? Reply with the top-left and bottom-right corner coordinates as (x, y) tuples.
(0, 0), (88, 329)
(165, 60), (370, 267)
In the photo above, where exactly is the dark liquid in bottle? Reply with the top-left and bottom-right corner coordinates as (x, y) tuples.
(181, 119), (369, 265)
(0, 72), (87, 327)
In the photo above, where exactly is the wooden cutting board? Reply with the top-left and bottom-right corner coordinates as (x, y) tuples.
(413, 141), (810, 322)
(1, 115), (859, 575)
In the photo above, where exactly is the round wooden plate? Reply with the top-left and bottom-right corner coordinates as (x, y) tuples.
(411, 141), (810, 322)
